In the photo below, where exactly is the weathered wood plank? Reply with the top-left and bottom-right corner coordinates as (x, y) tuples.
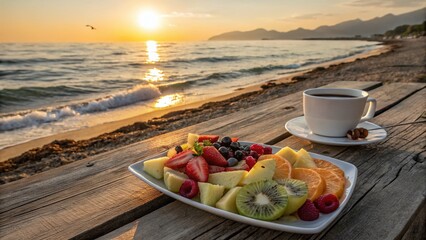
(95, 219), (139, 240)
(226, 88), (426, 239)
(315, 92), (426, 239)
(106, 84), (425, 239)
(401, 201), (426, 240)
(0, 81), (382, 240)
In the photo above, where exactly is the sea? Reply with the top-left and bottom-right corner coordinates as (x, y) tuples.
(0, 40), (382, 149)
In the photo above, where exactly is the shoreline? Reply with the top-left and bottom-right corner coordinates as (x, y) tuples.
(2, 37), (425, 184)
(0, 42), (391, 161)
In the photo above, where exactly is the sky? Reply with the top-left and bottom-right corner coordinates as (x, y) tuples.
(0, 0), (424, 42)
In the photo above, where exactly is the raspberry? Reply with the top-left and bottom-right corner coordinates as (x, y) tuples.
(314, 194), (340, 214)
(298, 200), (320, 221)
(179, 179), (199, 199)
(245, 156), (257, 169)
(250, 144), (264, 156)
(263, 146), (273, 154)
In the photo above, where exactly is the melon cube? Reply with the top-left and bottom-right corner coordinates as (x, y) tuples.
(240, 158), (276, 185)
(275, 146), (298, 165)
(143, 157), (170, 179)
(198, 182), (225, 206)
(208, 170), (247, 189)
(216, 187), (242, 213)
(294, 148), (317, 168)
(187, 133), (199, 148)
(164, 167), (188, 192)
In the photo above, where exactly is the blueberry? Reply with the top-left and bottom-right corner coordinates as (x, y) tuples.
(228, 150), (235, 158)
(218, 146), (229, 157)
(230, 141), (241, 151)
(175, 145), (183, 153)
(221, 136), (232, 147)
(213, 142), (221, 149)
(234, 150), (244, 160)
(242, 145), (251, 152)
(227, 157), (238, 167)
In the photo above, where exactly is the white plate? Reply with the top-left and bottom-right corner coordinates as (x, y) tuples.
(285, 116), (387, 146)
(128, 141), (358, 234)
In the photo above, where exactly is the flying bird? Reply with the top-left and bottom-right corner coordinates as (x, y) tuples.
(86, 25), (96, 30)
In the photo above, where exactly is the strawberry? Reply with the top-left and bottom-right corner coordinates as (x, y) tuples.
(198, 135), (219, 143)
(250, 144), (264, 156)
(245, 156), (257, 169)
(165, 149), (194, 170)
(225, 160), (250, 171)
(314, 194), (340, 214)
(263, 146), (273, 154)
(231, 137), (239, 142)
(298, 200), (320, 221)
(185, 156), (209, 182)
(208, 165), (226, 173)
(202, 146), (228, 167)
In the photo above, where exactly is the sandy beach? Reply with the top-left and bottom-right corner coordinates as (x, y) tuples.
(1, 38), (425, 184)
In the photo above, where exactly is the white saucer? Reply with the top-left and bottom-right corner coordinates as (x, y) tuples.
(285, 116), (387, 146)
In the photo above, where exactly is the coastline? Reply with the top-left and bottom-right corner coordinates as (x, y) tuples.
(0, 42), (391, 162)
(1, 38), (425, 184)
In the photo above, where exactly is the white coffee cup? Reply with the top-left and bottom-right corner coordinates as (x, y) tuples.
(303, 88), (376, 137)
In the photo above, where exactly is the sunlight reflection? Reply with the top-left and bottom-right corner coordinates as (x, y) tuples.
(144, 68), (164, 82)
(155, 94), (183, 108)
(146, 40), (159, 63)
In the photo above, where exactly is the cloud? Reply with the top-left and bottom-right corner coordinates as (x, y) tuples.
(280, 13), (334, 21)
(346, 0), (425, 8)
(162, 12), (213, 18)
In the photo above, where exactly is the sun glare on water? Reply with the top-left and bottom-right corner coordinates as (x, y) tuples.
(138, 10), (160, 30)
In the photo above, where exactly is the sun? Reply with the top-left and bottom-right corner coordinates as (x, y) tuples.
(138, 10), (160, 30)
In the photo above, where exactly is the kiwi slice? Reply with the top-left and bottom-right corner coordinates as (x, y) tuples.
(236, 180), (288, 221)
(276, 179), (308, 215)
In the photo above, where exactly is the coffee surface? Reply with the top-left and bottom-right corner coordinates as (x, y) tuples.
(310, 94), (356, 98)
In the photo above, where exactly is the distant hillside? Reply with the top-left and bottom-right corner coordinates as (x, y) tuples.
(384, 21), (426, 38)
(209, 7), (426, 40)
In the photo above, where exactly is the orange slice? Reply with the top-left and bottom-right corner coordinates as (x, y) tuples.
(258, 154), (292, 179)
(314, 158), (345, 179)
(292, 168), (325, 201)
(312, 168), (345, 199)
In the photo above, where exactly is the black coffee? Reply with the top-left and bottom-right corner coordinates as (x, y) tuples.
(310, 94), (356, 98)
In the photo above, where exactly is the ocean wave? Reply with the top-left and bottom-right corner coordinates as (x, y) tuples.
(0, 57), (85, 65)
(240, 64), (301, 74)
(0, 84), (161, 131)
(0, 85), (97, 105)
(0, 69), (33, 77)
(158, 63), (301, 91)
(170, 56), (242, 63)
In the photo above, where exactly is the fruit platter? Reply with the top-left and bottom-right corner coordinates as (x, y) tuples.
(128, 134), (357, 234)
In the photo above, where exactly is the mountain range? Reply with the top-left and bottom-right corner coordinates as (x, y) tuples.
(209, 7), (425, 40)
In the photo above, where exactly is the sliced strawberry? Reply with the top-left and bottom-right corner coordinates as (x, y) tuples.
(208, 165), (226, 173)
(185, 156), (209, 182)
(198, 135), (220, 143)
(231, 137), (239, 142)
(202, 146), (228, 167)
(165, 149), (194, 170)
(225, 160), (250, 171)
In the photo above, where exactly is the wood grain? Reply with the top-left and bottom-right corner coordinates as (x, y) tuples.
(2, 82), (424, 240)
(0, 81), (382, 240)
(111, 83), (424, 239)
(193, 88), (426, 240)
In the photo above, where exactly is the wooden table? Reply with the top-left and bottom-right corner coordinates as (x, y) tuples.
(1, 81), (425, 240)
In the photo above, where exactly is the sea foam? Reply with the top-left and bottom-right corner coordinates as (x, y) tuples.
(0, 84), (161, 131)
